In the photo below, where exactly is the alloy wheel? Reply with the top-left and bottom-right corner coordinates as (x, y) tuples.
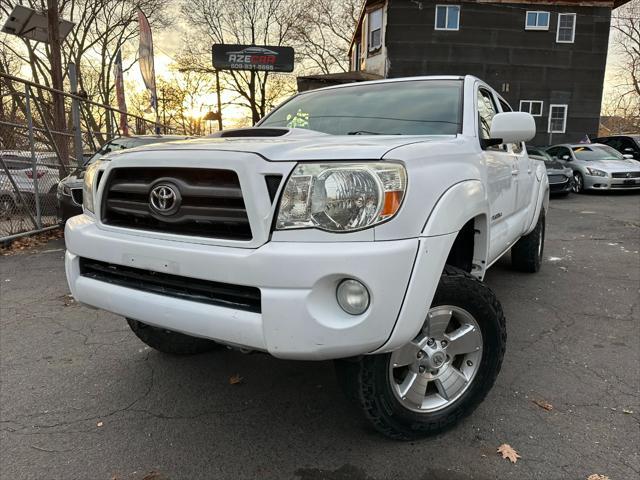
(389, 305), (483, 413)
(572, 173), (583, 193)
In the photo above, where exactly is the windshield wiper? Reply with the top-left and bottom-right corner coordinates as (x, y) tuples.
(348, 130), (400, 135)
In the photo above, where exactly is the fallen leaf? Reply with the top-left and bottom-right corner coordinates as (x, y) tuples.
(96, 421), (103, 427)
(229, 374), (243, 385)
(532, 399), (553, 411)
(587, 475), (609, 480)
(63, 294), (75, 307)
(497, 443), (521, 463)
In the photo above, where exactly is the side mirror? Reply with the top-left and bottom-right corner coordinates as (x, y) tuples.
(623, 154), (634, 159)
(624, 148), (634, 153)
(489, 112), (536, 144)
(561, 155), (571, 161)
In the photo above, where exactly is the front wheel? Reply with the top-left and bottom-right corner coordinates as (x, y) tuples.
(335, 266), (506, 440)
(572, 172), (584, 193)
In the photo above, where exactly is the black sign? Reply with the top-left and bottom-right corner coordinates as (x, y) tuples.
(212, 44), (294, 72)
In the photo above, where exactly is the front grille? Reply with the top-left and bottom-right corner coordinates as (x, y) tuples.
(79, 258), (261, 313)
(101, 168), (251, 240)
(611, 171), (640, 178)
(610, 183), (640, 189)
(547, 174), (567, 184)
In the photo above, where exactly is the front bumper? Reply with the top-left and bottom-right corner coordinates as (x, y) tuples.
(549, 177), (572, 194)
(65, 216), (453, 359)
(584, 176), (640, 190)
(57, 194), (83, 222)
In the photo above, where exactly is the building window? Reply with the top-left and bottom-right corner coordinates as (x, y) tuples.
(435, 5), (460, 31)
(548, 105), (568, 133)
(525, 11), (550, 30)
(368, 8), (383, 51)
(557, 13), (576, 43)
(520, 100), (544, 117)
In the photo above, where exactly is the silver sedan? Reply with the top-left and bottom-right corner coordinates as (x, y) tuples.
(545, 143), (640, 193)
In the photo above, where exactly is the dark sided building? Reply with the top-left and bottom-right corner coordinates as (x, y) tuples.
(342, 0), (631, 145)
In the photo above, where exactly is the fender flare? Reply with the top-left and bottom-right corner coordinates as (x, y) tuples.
(421, 180), (490, 277)
(421, 180), (490, 237)
(523, 164), (549, 235)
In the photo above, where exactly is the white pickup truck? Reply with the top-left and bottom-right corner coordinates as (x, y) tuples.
(65, 76), (548, 439)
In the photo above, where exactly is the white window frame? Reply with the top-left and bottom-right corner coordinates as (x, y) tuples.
(525, 11), (550, 30)
(519, 100), (544, 117)
(556, 13), (576, 43)
(548, 104), (568, 133)
(435, 5), (460, 31)
(368, 8), (383, 52)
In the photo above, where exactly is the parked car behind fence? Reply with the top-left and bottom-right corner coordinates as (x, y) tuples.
(57, 135), (191, 222)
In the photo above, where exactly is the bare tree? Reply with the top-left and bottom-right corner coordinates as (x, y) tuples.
(0, 0), (169, 142)
(180, 0), (307, 124)
(293, 0), (361, 75)
(605, 1), (640, 132)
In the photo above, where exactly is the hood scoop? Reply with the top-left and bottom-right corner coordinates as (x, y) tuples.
(209, 127), (329, 139)
(217, 128), (289, 138)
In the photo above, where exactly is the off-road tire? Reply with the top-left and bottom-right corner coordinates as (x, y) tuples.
(126, 318), (220, 355)
(335, 266), (506, 440)
(511, 209), (545, 273)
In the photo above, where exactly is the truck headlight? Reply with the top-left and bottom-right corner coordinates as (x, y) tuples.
(585, 168), (607, 177)
(83, 161), (105, 213)
(276, 162), (407, 232)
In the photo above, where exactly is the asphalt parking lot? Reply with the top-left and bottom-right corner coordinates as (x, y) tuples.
(1, 192), (638, 480)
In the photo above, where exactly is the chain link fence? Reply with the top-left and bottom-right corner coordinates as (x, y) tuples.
(0, 71), (174, 242)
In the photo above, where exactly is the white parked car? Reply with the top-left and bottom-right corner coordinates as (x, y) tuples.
(64, 76), (548, 439)
(0, 150), (59, 215)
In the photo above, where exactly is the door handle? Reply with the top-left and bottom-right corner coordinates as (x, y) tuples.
(511, 170), (519, 176)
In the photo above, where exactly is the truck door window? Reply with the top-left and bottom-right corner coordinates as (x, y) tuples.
(477, 89), (498, 140)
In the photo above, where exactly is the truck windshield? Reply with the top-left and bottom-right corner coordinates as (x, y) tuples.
(259, 80), (463, 136)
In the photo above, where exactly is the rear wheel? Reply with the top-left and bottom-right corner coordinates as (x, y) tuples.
(511, 209), (545, 273)
(126, 318), (220, 355)
(335, 266), (506, 440)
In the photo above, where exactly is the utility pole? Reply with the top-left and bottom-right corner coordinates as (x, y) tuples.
(215, 69), (223, 130)
(46, 0), (69, 167)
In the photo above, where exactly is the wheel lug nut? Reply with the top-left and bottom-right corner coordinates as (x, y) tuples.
(417, 351), (424, 358)
(427, 338), (435, 347)
(467, 360), (473, 367)
(441, 340), (448, 348)
(419, 366), (426, 373)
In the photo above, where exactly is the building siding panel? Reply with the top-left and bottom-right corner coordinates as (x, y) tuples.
(385, 0), (612, 144)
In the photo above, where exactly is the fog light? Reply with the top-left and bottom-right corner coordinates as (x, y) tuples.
(336, 279), (370, 315)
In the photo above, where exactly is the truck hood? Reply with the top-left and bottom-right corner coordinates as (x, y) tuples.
(115, 128), (456, 162)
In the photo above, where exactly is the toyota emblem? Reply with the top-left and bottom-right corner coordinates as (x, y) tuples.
(626, 172), (632, 178)
(150, 184), (180, 215)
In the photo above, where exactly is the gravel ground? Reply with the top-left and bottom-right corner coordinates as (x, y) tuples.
(1, 191), (638, 480)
